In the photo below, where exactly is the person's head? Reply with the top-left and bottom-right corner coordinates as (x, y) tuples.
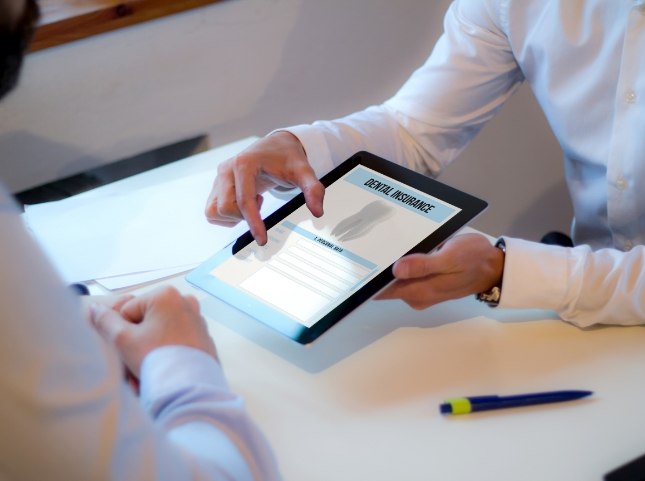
(0, 0), (40, 99)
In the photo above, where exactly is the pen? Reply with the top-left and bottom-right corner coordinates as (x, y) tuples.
(439, 390), (593, 415)
(69, 282), (90, 296)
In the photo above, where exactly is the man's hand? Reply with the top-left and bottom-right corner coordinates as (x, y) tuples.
(375, 234), (504, 309)
(205, 131), (325, 245)
(89, 286), (217, 378)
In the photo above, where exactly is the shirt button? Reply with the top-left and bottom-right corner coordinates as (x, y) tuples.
(615, 177), (628, 191)
(625, 89), (637, 103)
(623, 240), (634, 251)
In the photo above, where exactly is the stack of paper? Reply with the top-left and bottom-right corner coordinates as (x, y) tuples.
(22, 139), (288, 290)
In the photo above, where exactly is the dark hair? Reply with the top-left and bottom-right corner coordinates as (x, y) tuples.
(0, 0), (40, 99)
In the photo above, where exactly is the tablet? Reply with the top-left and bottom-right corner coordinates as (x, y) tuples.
(187, 151), (487, 344)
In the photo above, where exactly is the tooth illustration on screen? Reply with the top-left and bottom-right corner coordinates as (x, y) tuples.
(331, 200), (395, 242)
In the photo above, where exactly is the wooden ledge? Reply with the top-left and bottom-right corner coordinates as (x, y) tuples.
(31, 0), (225, 52)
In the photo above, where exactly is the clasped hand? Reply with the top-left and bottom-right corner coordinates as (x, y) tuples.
(87, 286), (217, 381)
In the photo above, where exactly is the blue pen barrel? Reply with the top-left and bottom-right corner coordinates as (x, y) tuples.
(470, 392), (580, 411)
(440, 390), (593, 415)
(467, 395), (506, 411)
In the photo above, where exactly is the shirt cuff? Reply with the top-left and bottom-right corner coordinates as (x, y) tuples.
(498, 237), (570, 313)
(139, 346), (229, 414)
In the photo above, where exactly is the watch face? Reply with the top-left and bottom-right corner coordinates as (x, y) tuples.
(477, 286), (501, 306)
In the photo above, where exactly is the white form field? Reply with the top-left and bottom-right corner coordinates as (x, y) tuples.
(240, 238), (372, 326)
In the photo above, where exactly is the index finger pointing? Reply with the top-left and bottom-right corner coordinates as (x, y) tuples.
(233, 163), (267, 245)
(299, 175), (325, 218)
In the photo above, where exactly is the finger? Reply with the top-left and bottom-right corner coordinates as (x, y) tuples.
(81, 294), (133, 319)
(111, 294), (135, 312)
(300, 176), (325, 218)
(118, 294), (153, 324)
(206, 196), (243, 225)
(90, 302), (131, 343)
(204, 182), (219, 222)
(205, 164), (241, 224)
(119, 286), (181, 323)
(184, 294), (201, 313)
(233, 164), (267, 245)
(374, 280), (418, 301)
(204, 217), (244, 228)
(374, 279), (443, 310)
(391, 253), (443, 279)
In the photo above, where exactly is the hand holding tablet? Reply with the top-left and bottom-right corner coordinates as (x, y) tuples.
(189, 151), (487, 344)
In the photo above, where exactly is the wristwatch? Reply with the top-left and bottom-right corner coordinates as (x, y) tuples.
(476, 238), (506, 307)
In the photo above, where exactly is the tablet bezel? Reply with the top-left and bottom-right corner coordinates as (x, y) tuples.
(187, 151), (487, 344)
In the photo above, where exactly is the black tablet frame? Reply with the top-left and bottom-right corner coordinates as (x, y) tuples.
(187, 151), (487, 344)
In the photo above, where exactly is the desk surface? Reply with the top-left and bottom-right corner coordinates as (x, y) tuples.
(89, 140), (645, 481)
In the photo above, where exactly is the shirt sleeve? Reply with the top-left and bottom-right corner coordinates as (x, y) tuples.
(500, 237), (645, 327)
(283, 0), (524, 179)
(139, 346), (281, 481)
(0, 190), (281, 481)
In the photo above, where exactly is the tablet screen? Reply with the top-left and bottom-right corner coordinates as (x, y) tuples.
(187, 151), (486, 344)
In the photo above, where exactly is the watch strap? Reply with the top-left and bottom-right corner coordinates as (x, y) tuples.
(475, 238), (506, 307)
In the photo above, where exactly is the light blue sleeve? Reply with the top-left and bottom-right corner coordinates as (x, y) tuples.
(139, 346), (281, 481)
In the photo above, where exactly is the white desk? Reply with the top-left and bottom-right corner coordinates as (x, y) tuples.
(85, 140), (645, 481)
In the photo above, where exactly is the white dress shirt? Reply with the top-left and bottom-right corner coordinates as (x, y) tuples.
(282, 0), (645, 326)
(0, 187), (281, 480)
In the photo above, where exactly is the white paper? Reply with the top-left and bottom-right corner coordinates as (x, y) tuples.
(23, 171), (286, 283)
(95, 264), (198, 290)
